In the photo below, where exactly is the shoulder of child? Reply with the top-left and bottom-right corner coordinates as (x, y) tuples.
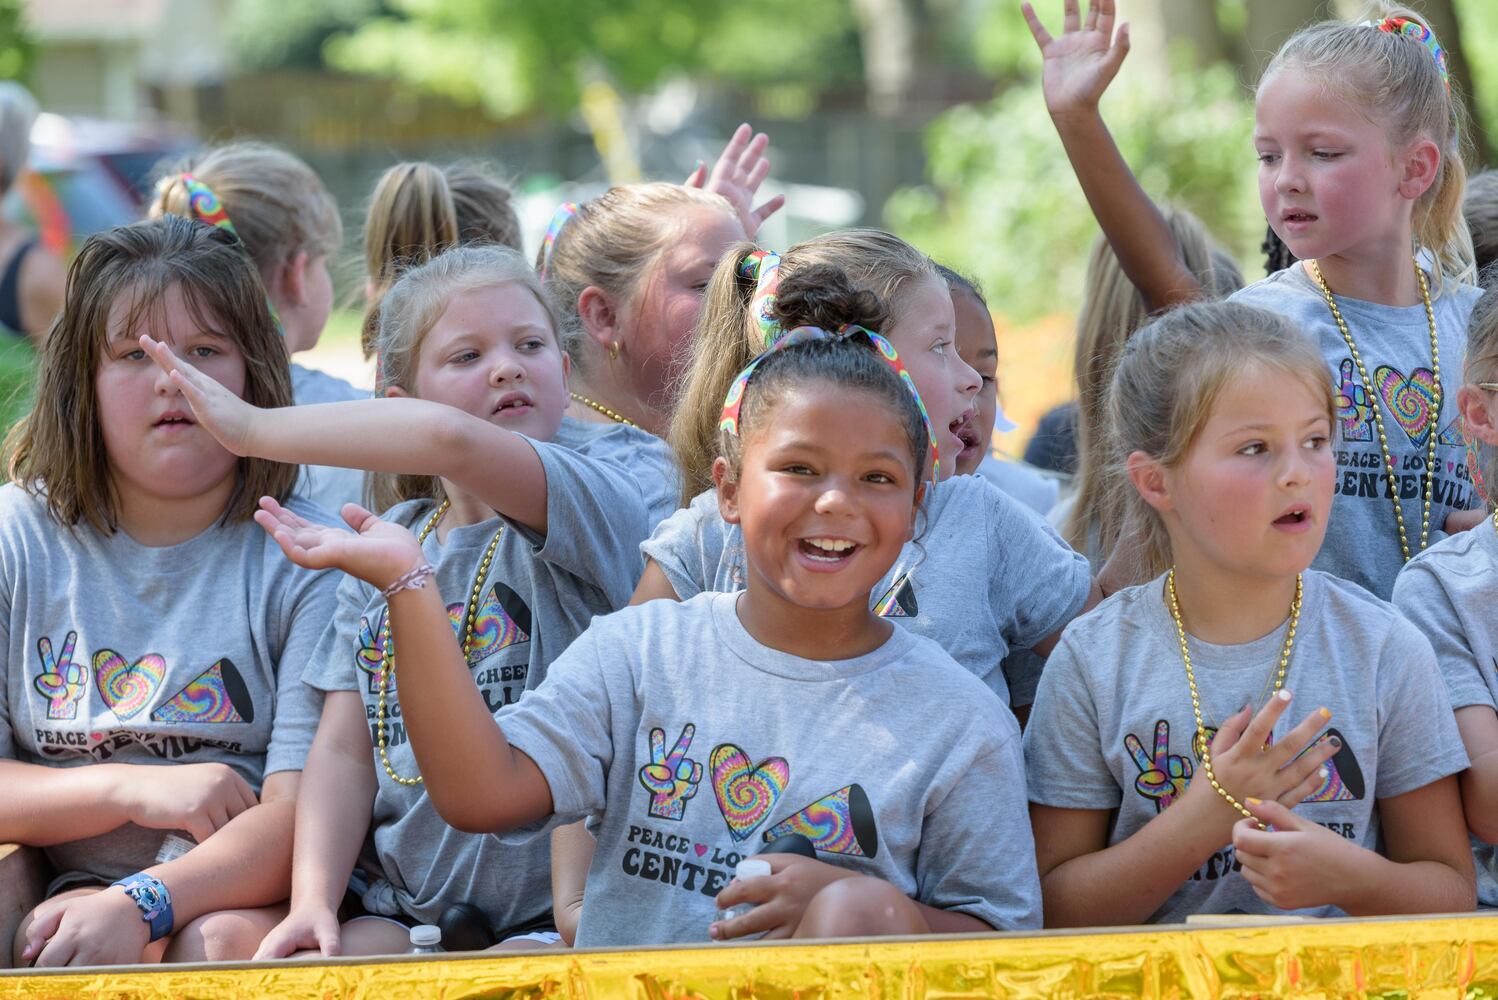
(1310, 569), (1430, 662)
(1228, 264), (1319, 308)
(1398, 521), (1493, 587)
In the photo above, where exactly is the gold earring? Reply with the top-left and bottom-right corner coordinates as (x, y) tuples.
(608, 341), (621, 361)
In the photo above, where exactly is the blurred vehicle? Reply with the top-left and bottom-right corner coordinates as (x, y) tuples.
(1, 113), (194, 257)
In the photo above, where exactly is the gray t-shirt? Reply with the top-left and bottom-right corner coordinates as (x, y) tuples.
(551, 415), (680, 530)
(302, 438), (649, 928)
(977, 453), (1060, 516)
(641, 474), (1091, 705)
(1230, 265), (1483, 598)
(0, 483), (338, 882)
(495, 591), (1042, 947)
(1392, 517), (1498, 905)
(290, 362), (368, 515)
(1025, 569), (1467, 923)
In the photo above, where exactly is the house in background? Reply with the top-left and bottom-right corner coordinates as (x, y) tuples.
(23, 0), (230, 123)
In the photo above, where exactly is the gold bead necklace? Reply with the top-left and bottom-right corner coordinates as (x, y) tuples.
(1308, 258), (1440, 562)
(375, 499), (505, 786)
(1167, 568), (1301, 826)
(569, 392), (637, 427)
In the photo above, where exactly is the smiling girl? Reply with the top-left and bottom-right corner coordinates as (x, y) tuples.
(242, 268), (1041, 946)
(1026, 300), (1473, 926)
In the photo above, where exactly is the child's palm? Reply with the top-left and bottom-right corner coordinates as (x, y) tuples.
(254, 498), (423, 590)
(1022, 0), (1130, 116)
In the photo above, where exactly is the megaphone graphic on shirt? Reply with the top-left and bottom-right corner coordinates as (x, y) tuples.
(762, 784), (878, 858)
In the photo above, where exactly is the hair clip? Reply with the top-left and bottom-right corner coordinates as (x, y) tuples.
(738, 250), (782, 349)
(538, 202), (579, 281)
(719, 323), (941, 482)
(1365, 16), (1450, 91)
(178, 173), (285, 338)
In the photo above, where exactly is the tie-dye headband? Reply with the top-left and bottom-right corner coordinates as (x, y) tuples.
(538, 202), (579, 281)
(738, 250), (782, 349)
(178, 173), (286, 338)
(1365, 16), (1449, 91)
(719, 323), (941, 483)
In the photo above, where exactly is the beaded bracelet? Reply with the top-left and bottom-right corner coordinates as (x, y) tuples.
(381, 562), (436, 599)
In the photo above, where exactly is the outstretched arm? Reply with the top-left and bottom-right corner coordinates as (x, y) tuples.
(255, 499), (554, 833)
(140, 335), (549, 533)
(1022, 0), (1205, 311)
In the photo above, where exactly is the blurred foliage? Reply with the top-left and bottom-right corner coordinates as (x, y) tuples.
(228, 0), (385, 71)
(887, 51), (1259, 322)
(1455, 0), (1498, 168)
(0, 0), (33, 83)
(320, 0), (862, 119)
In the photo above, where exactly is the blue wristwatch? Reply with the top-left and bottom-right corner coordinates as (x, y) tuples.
(112, 873), (174, 942)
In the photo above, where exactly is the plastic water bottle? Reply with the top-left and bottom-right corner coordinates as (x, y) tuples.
(714, 858), (773, 927)
(407, 924), (444, 955)
(154, 834), (195, 864)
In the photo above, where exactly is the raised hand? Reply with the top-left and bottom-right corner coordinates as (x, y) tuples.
(685, 123), (785, 238)
(638, 724), (703, 820)
(121, 762), (259, 845)
(1021, 0), (1131, 119)
(138, 334), (258, 456)
(253, 904), (342, 959)
(254, 497), (423, 592)
(1125, 719), (1192, 811)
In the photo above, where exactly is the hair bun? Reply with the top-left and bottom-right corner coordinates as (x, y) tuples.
(771, 263), (889, 333)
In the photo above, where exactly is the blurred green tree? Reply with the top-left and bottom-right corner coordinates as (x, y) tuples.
(887, 54), (1258, 322)
(0, 0), (33, 83)
(319, 0), (863, 119)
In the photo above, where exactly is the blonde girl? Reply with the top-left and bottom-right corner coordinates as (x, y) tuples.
(140, 245), (653, 957)
(1, 216), (338, 965)
(359, 160), (521, 362)
(1230, 6), (1484, 598)
(1027, 300), (1472, 925)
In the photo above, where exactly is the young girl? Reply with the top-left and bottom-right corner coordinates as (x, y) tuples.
(648, 231), (1097, 706)
(151, 142), (361, 513)
(359, 161), (522, 362)
(248, 273), (1043, 946)
(540, 182), (743, 528)
(0, 215), (339, 965)
(1026, 300), (1474, 926)
(141, 245), (652, 957)
(1392, 290), (1498, 906)
(941, 264), (1058, 515)
(1230, 8), (1485, 598)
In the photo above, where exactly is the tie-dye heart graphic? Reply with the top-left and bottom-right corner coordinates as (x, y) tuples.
(93, 649), (166, 720)
(1374, 365), (1440, 447)
(710, 743), (790, 841)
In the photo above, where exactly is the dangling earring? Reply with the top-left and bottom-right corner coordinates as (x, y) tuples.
(608, 341), (621, 362)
